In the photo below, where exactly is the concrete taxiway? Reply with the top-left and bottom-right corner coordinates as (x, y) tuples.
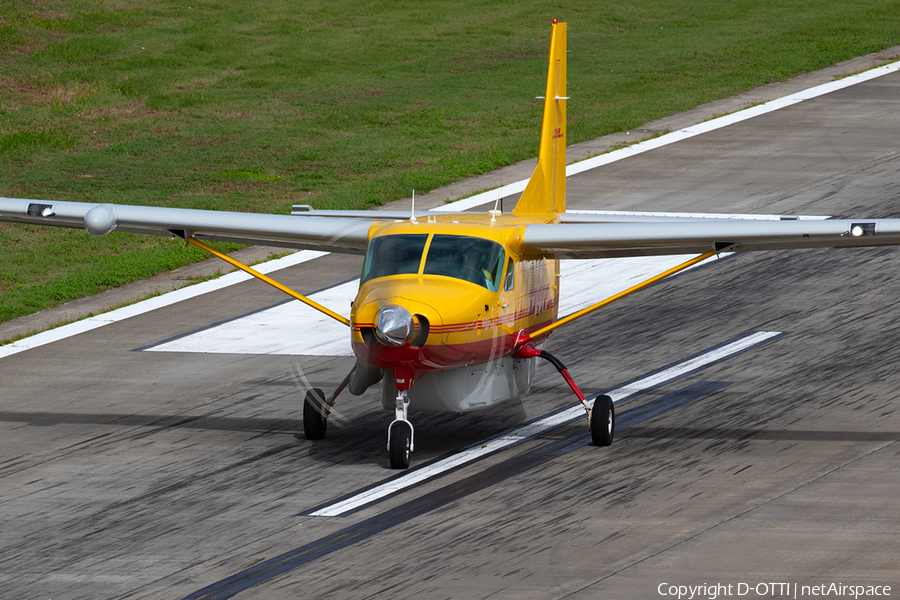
(2, 50), (900, 599)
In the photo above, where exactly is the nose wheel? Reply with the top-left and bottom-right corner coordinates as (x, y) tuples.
(389, 421), (412, 469)
(387, 389), (414, 469)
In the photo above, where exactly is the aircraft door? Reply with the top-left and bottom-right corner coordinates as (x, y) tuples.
(494, 257), (515, 349)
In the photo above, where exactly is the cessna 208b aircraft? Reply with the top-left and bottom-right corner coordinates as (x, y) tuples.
(4, 21), (900, 468)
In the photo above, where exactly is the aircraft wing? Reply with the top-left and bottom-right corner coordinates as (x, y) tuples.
(0, 197), (373, 254)
(523, 218), (900, 259)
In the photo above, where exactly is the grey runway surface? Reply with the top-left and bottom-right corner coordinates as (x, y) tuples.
(2, 66), (900, 599)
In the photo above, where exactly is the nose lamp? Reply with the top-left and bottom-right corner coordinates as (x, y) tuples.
(375, 305), (415, 347)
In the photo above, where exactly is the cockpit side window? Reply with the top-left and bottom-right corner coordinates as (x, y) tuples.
(423, 235), (505, 291)
(361, 234), (428, 283)
(503, 258), (515, 291)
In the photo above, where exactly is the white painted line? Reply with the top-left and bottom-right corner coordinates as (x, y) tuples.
(309, 330), (782, 517)
(0, 251), (327, 359)
(309, 409), (580, 518)
(437, 61), (900, 212)
(432, 179), (529, 212)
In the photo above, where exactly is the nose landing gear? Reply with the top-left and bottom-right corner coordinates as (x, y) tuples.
(302, 366), (417, 470)
(388, 389), (414, 469)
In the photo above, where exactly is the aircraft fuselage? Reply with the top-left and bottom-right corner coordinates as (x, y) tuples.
(350, 214), (559, 410)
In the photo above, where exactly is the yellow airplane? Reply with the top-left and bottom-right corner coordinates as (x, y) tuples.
(4, 20), (900, 468)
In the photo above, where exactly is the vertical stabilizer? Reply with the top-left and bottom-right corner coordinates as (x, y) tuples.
(513, 20), (566, 216)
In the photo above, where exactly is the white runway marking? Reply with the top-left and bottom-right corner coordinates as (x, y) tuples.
(308, 330), (783, 517)
(145, 253), (719, 356)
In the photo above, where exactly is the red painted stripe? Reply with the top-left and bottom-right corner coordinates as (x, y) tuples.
(351, 317), (555, 373)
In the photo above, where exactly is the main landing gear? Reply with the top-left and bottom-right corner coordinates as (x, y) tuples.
(589, 394), (614, 446)
(515, 342), (615, 447)
(304, 349), (613, 469)
(303, 388), (329, 440)
(302, 368), (354, 442)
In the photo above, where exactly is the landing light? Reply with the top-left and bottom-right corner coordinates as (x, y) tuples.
(375, 305), (414, 347)
(850, 223), (875, 237)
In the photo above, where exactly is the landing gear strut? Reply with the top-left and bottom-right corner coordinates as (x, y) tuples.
(515, 341), (615, 447)
(387, 389), (414, 469)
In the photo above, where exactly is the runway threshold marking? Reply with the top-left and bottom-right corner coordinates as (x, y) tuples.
(182, 379), (733, 600)
(305, 330), (784, 518)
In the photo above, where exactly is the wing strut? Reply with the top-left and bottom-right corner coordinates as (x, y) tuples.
(186, 237), (351, 327)
(515, 248), (717, 348)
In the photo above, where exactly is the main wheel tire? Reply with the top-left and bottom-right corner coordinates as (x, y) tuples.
(590, 395), (614, 447)
(389, 421), (412, 469)
(303, 388), (328, 440)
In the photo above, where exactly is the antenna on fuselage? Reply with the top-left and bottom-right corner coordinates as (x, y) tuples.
(490, 188), (501, 222)
(410, 190), (418, 224)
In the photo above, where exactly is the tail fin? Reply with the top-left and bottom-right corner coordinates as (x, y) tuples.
(513, 20), (566, 216)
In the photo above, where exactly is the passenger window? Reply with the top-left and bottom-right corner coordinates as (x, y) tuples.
(503, 258), (514, 291)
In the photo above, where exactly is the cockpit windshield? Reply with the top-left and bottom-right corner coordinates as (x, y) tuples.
(361, 233), (506, 292)
(361, 234), (427, 283)
(424, 235), (505, 292)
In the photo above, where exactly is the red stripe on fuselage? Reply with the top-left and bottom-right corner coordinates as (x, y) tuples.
(352, 294), (559, 336)
(352, 317), (554, 372)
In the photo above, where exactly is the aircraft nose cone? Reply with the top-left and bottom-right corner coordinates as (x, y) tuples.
(375, 304), (414, 347)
